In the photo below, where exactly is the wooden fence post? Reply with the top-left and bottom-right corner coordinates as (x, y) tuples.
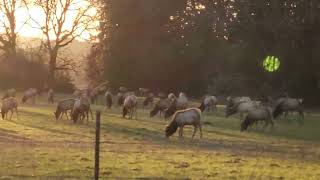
(94, 111), (101, 180)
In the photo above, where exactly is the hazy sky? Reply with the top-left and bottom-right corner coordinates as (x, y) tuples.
(0, 1), (98, 41)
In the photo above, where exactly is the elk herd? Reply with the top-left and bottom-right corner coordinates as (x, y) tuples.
(0, 85), (305, 139)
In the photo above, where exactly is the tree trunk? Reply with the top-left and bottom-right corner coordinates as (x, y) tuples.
(48, 50), (58, 88)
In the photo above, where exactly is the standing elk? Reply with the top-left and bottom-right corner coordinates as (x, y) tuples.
(48, 89), (54, 104)
(201, 95), (218, 112)
(1, 97), (19, 120)
(122, 95), (138, 119)
(105, 90), (113, 109)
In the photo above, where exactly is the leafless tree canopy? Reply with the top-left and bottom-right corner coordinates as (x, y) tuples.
(0, 0), (28, 57)
(29, 0), (98, 86)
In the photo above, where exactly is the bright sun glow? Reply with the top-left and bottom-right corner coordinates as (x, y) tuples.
(0, 0), (98, 41)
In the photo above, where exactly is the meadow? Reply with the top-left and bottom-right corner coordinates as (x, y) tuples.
(0, 94), (320, 179)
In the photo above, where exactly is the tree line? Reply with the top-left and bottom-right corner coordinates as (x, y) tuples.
(97, 0), (320, 105)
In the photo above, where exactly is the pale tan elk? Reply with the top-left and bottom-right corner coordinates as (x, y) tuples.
(165, 106), (205, 139)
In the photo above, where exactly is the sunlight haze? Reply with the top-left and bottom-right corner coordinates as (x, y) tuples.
(0, 0), (98, 41)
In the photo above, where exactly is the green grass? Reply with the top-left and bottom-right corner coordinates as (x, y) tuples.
(0, 94), (320, 179)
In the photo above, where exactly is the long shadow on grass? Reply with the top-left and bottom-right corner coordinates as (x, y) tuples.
(99, 119), (320, 161)
(0, 128), (31, 142)
(100, 121), (166, 142)
(8, 120), (91, 139)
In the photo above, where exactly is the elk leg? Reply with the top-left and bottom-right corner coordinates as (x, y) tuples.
(181, 126), (184, 138)
(15, 108), (19, 120)
(199, 124), (203, 139)
(178, 126), (183, 138)
(86, 111), (89, 124)
(62, 112), (66, 120)
(135, 107), (138, 120)
(89, 109), (93, 120)
(192, 125), (198, 139)
(298, 109), (304, 125)
(9, 110), (13, 120)
(66, 112), (70, 120)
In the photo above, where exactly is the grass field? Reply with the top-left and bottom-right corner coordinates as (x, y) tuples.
(0, 94), (320, 179)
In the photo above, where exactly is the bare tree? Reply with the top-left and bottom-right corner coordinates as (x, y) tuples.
(0, 0), (28, 58)
(29, 0), (98, 86)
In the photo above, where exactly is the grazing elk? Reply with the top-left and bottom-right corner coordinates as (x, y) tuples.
(71, 97), (93, 123)
(226, 96), (251, 107)
(143, 93), (154, 108)
(118, 91), (135, 106)
(164, 93), (189, 118)
(150, 98), (171, 118)
(54, 99), (76, 120)
(240, 101), (285, 131)
(122, 95), (138, 119)
(226, 100), (259, 120)
(22, 88), (39, 104)
(165, 103), (205, 139)
(158, 92), (167, 99)
(274, 97), (304, 120)
(201, 95), (218, 112)
(105, 90), (113, 109)
(1, 97), (18, 120)
(168, 93), (176, 101)
(119, 86), (127, 93)
(48, 89), (54, 104)
(139, 88), (150, 96)
(2, 88), (16, 99)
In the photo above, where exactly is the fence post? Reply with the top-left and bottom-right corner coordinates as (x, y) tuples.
(94, 111), (101, 180)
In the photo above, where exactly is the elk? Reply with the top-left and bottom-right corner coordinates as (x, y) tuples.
(105, 90), (113, 109)
(165, 103), (205, 139)
(150, 98), (171, 118)
(54, 99), (76, 120)
(21, 88), (39, 104)
(48, 89), (54, 104)
(71, 97), (93, 123)
(1, 97), (19, 120)
(122, 95), (138, 119)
